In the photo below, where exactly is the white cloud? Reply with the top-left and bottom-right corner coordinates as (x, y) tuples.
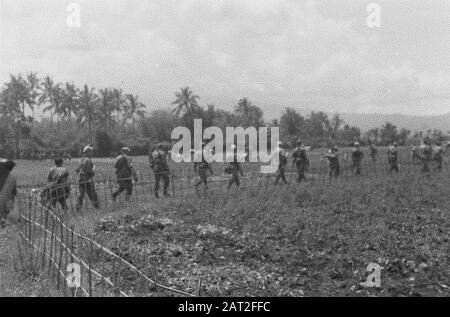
(1, 0), (449, 116)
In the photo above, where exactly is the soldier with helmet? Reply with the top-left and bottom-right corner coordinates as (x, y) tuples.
(150, 143), (171, 198)
(421, 139), (433, 174)
(292, 139), (309, 183)
(274, 142), (289, 185)
(113, 147), (138, 201)
(75, 145), (100, 211)
(433, 141), (445, 172)
(0, 158), (17, 228)
(351, 142), (364, 176)
(194, 143), (213, 190)
(387, 142), (399, 174)
(325, 146), (340, 180)
(226, 144), (244, 188)
(45, 157), (70, 211)
(369, 142), (378, 162)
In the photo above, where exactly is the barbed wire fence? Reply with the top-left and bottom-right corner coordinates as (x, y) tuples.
(16, 192), (198, 297)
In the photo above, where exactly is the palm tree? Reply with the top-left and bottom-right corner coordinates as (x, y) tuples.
(61, 82), (79, 126)
(234, 98), (264, 128)
(124, 94), (147, 138)
(26, 72), (41, 118)
(39, 76), (63, 126)
(330, 113), (344, 141)
(111, 88), (125, 125)
(2, 76), (27, 157)
(98, 88), (115, 133)
(77, 85), (99, 144)
(171, 87), (200, 117)
(4, 74), (29, 119)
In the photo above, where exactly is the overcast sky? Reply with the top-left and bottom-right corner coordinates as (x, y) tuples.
(1, 0), (450, 118)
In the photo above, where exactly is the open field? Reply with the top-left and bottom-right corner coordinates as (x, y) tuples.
(4, 145), (449, 297)
(24, 171), (448, 296)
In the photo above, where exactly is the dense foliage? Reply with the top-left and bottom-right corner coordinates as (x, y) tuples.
(1, 73), (447, 158)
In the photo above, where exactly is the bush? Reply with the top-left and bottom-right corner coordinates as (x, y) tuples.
(95, 131), (117, 157)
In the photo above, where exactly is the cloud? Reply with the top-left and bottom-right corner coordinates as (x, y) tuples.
(0, 0), (449, 116)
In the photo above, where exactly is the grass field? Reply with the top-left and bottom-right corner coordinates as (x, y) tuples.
(5, 146), (450, 296)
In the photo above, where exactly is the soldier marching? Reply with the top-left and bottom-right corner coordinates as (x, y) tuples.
(3, 138), (449, 221)
(226, 144), (244, 189)
(292, 140), (309, 183)
(193, 143), (213, 191)
(274, 142), (289, 185)
(351, 142), (364, 176)
(44, 158), (70, 211)
(76, 145), (100, 212)
(112, 147), (138, 201)
(150, 143), (171, 198)
(325, 146), (340, 180)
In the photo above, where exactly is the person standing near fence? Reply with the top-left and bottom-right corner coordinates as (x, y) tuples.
(150, 143), (170, 198)
(433, 141), (445, 172)
(194, 143), (213, 190)
(420, 139), (433, 175)
(292, 140), (309, 183)
(45, 158), (70, 211)
(76, 146), (100, 211)
(226, 144), (243, 189)
(0, 159), (17, 229)
(351, 142), (364, 176)
(274, 142), (289, 185)
(411, 145), (421, 162)
(369, 143), (378, 162)
(387, 143), (399, 174)
(325, 146), (340, 180)
(113, 147), (138, 201)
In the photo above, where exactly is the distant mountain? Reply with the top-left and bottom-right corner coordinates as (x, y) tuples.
(338, 112), (450, 132)
(264, 105), (450, 132)
(204, 96), (450, 132)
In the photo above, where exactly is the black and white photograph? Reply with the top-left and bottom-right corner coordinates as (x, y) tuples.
(0, 0), (449, 303)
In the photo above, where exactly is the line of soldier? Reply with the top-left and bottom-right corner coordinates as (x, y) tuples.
(316, 139), (445, 180)
(34, 137), (449, 212)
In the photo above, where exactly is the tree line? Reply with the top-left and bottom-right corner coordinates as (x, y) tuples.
(0, 72), (447, 158)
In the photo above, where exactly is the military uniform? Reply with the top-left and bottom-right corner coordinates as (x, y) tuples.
(292, 145), (309, 182)
(387, 147), (399, 174)
(227, 152), (243, 188)
(76, 157), (99, 211)
(0, 159), (17, 228)
(194, 155), (213, 189)
(274, 150), (289, 185)
(351, 148), (364, 176)
(46, 166), (70, 210)
(150, 149), (170, 198)
(369, 144), (378, 162)
(411, 146), (421, 162)
(325, 149), (340, 179)
(113, 154), (137, 201)
(421, 144), (433, 174)
(434, 145), (444, 172)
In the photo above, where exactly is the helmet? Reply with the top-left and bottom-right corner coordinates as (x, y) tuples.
(83, 145), (94, 153)
(0, 158), (15, 171)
